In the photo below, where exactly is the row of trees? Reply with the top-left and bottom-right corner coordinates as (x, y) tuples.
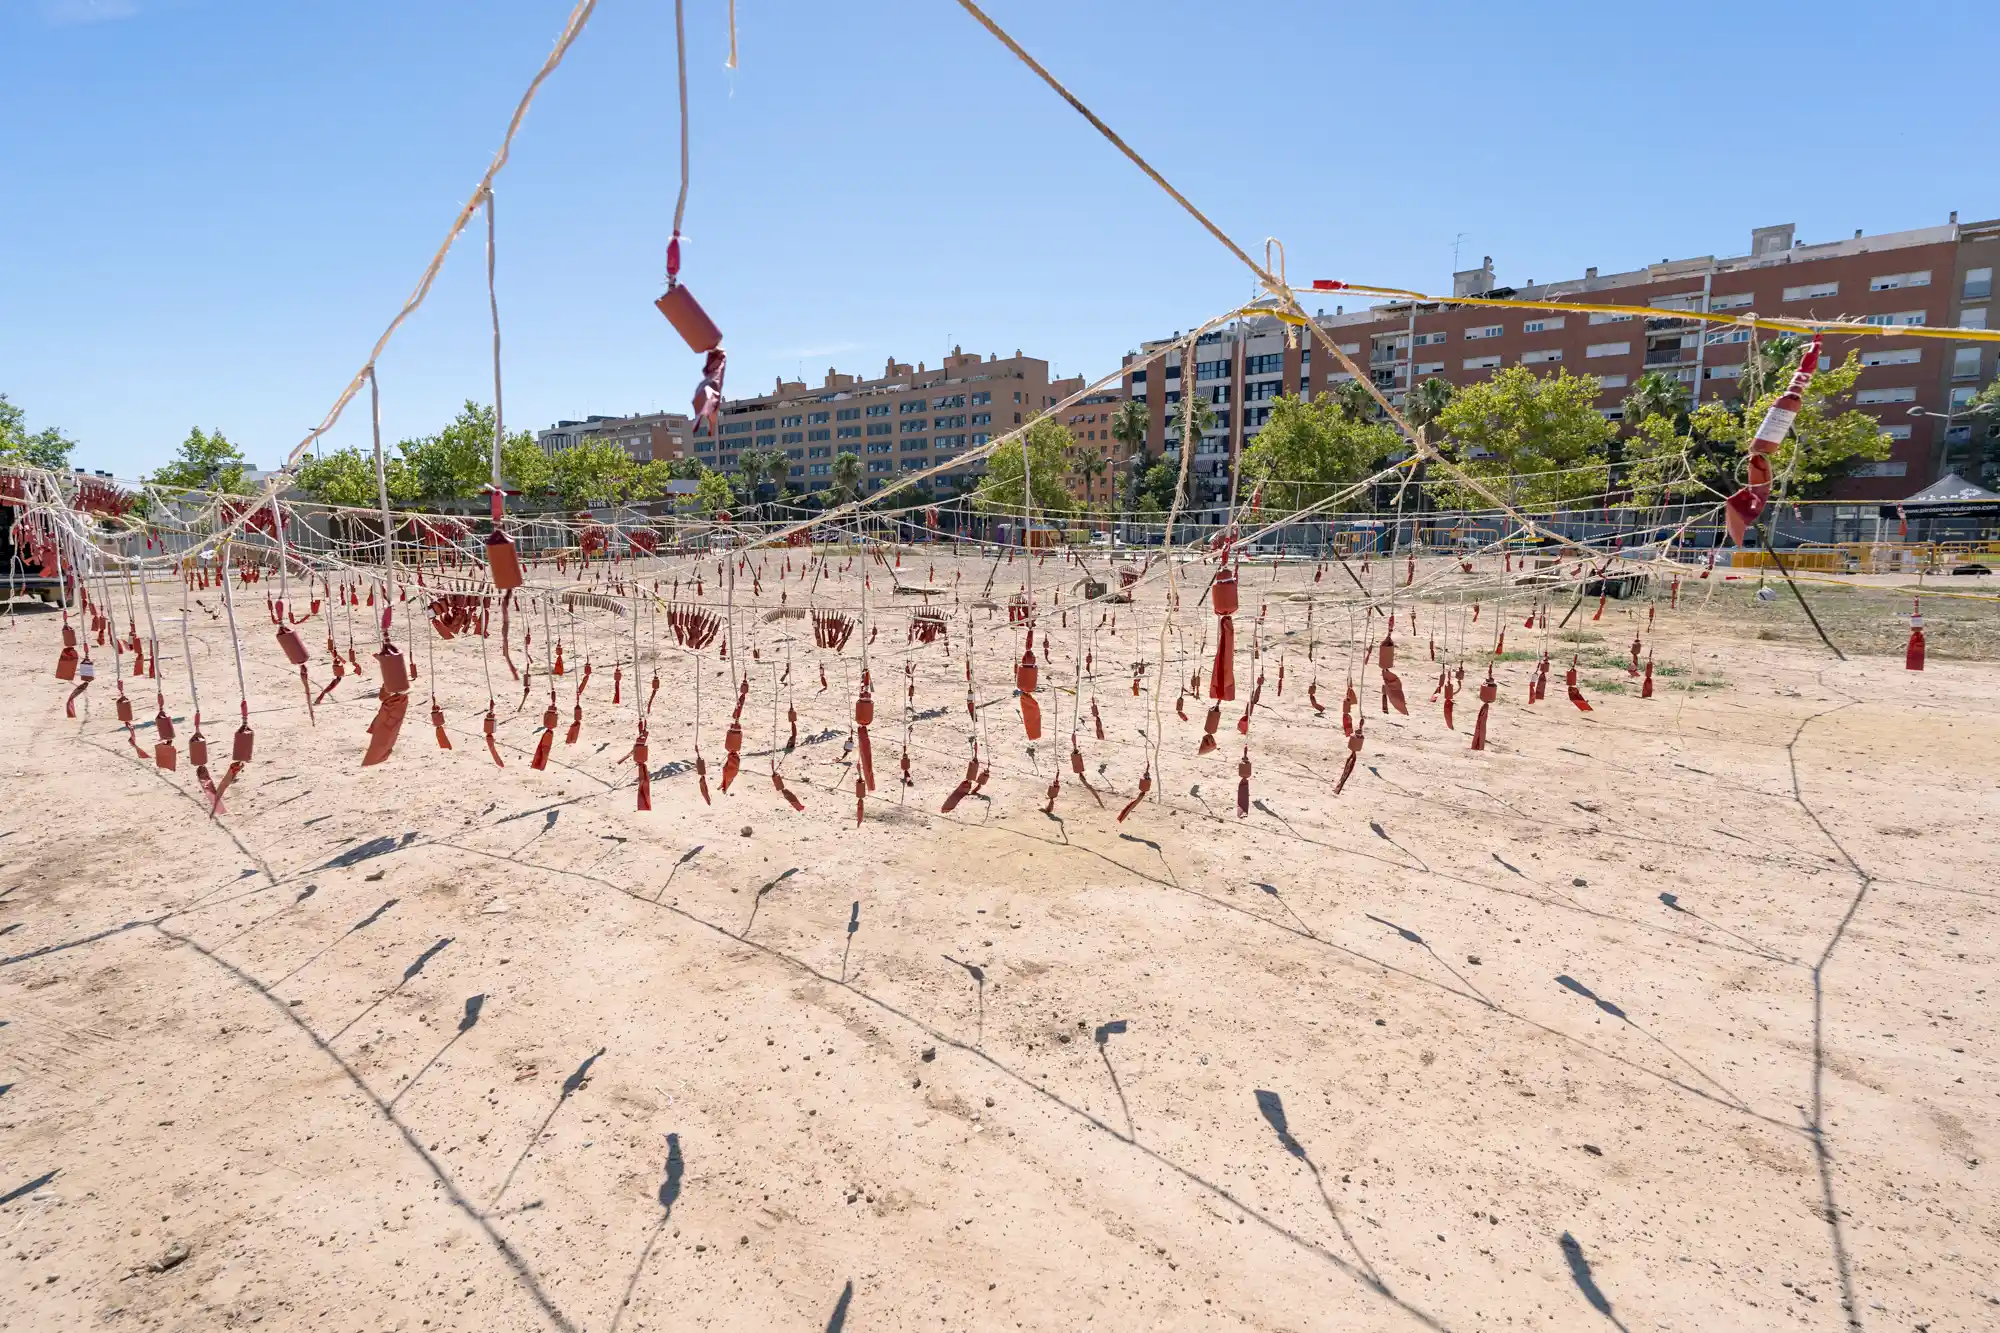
(3, 336), (1935, 529)
(1229, 336), (1896, 516)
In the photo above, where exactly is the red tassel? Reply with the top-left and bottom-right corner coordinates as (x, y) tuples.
(1199, 703), (1220, 754)
(432, 701), (452, 749)
(1210, 616), (1236, 700)
(1640, 655), (1655, 698)
(1116, 768), (1152, 822)
(1565, 660), (1592, 712)
(1333, 727), (1362, 795)
(1236, 750), (1251, 819)
(1906, 599), (1925, 671)
(632, 725), (652, 811)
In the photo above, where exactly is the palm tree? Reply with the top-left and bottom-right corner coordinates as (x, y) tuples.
(1739, 333), (1807, 401)
(1405, 377), (1455, 435)
(760, 450), (792, 515)
(1622, 370), (1689, 426)
(1327, 379), (1376, 422)
(1109, 399), (1149, 469)
(1068, 443), (1108, 505)
(828, 451), (862, 505)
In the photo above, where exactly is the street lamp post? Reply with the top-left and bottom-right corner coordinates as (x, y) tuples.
(1907, 401), (1998, 482)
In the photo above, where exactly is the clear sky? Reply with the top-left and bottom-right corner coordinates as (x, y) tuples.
(5, 0), (1994, 477)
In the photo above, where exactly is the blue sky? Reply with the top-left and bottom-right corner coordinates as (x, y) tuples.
(4, 0), (1994, 476)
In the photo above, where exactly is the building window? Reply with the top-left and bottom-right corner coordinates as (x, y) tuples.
(900, 439), (925, 452)
(1597, 408), (1624, 421)
(1245, 353), (1282, 375)
(971, 433), (989, 446)
(1950, 386), (1977, 409)
(694, 440), (713, 453)
(1709, 293), (1753, 311)
(834, 407), (858, 421)
(1588, 312), (1632, 325)
(1413, 331), (1448, 346)
(865, 403), (890, 417)
(1465, 325), (1504, 340)
(808, 463), (831, 476)
(1860, 311), (1927, 326)
(806, 411), (829, 425)
(1415, 361), (1444, 375)
(1522, 348), (1562, 364)
(1964, 268), (1994, 300)
(970, 412), (991, 425)
(781, 431), (803, 444)
(933, 414), (966, 429)
(1598, 374), (1629, 389)
(754, 434), (776, 447)
(721, 420), (753, 435)
(789, 465), (805, 477)
(1244, 380), (1282, 401)
(864, 441), (893, 456)
(1522, 317), (1565, 333)
(1705, 328), (1751, 346)
(1586, 341), (1630, 358)
(1854, 387), (1916, 404)
(1245, 406), (1272, 428)
(807, 445), (831, 459)
(1963, 308), (1989, 329)
(1195, 359), (1230, 381)
(868, 459), (893, 473)
(936, 434), (968, 447)
(785, 448), (804, 460)
(1783, 281), (1839, 302)
(1463, 355), (1501, 371)
(1852, 460), (1908, 478)
(837, 426), (861, 439)
(899, 400), (925, 414)
(1861, 347), (1922, 367)
(971, 390), (991, 405)
(1882, 424), (1912, 440)
(781, 415), (803, 428)
(865, 422), (891, 437)
(901, 420), (925, 434)
(1952, 347), (1982, 379)
(1870, 270), (1931, 292)
(933, 393), (966, 409)
(807, 428), (831, 441)
(720, 453), (738, 467)
(1703, 364), (1741, 381)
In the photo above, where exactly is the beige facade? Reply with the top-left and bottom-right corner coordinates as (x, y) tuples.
(536, 411), (690, 463)
(703, 347), (1064, 493)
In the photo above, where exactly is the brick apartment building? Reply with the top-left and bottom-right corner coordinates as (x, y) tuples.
(536, 411), (691, 463)
(704, 348), (1065, 494)
(1052, 378), (1133, 507)
(1123, 214), (1998, 510)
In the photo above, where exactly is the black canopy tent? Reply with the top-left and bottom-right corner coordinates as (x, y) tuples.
(1876, 473), (2000, 536)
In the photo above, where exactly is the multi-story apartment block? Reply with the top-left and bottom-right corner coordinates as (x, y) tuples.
(704, 348), (1063, 493)
(536, 411), (690, 463)
(1124, 214), (1997, 507)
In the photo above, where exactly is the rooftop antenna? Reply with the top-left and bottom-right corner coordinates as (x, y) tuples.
(1452, 232), (1469, 272)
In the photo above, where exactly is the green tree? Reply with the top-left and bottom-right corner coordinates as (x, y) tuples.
(1174, 394), (1217, 449)
(550, 436), (637, 507)
(1325, 378), (1377, 422)
(976, 417), (1076, 517)
(1238, 393), (1401, 513)
(1429, 366), (1613, 508)
(691, 468), (735, 516)
(1624, 349), (1889, 505)
(1697, 350), (1888, 498)
(294, 447), (388, 507)
(1067, 439), (1108, 504)
(1404, 377), (1455, 434)
(0, 394), (77, 470)
(827, 451), (863, 505)
(1109, 398), (1149, 463)
(1622, 371), (1689, 429)
(1737, 334), (1807, 402)
(1130, 460), (1183, 514)
(149, 426), (248, 494)
(395, 401), (540, 506)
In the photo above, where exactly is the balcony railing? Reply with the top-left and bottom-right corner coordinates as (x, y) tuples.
(1644, 348), (1692, 366)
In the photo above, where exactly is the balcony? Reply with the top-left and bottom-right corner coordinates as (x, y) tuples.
(1644, 347), (1693, 366)
(1645, 316), (1698, 332)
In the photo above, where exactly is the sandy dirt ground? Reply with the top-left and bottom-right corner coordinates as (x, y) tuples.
(0, 551), (1995, 1332)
